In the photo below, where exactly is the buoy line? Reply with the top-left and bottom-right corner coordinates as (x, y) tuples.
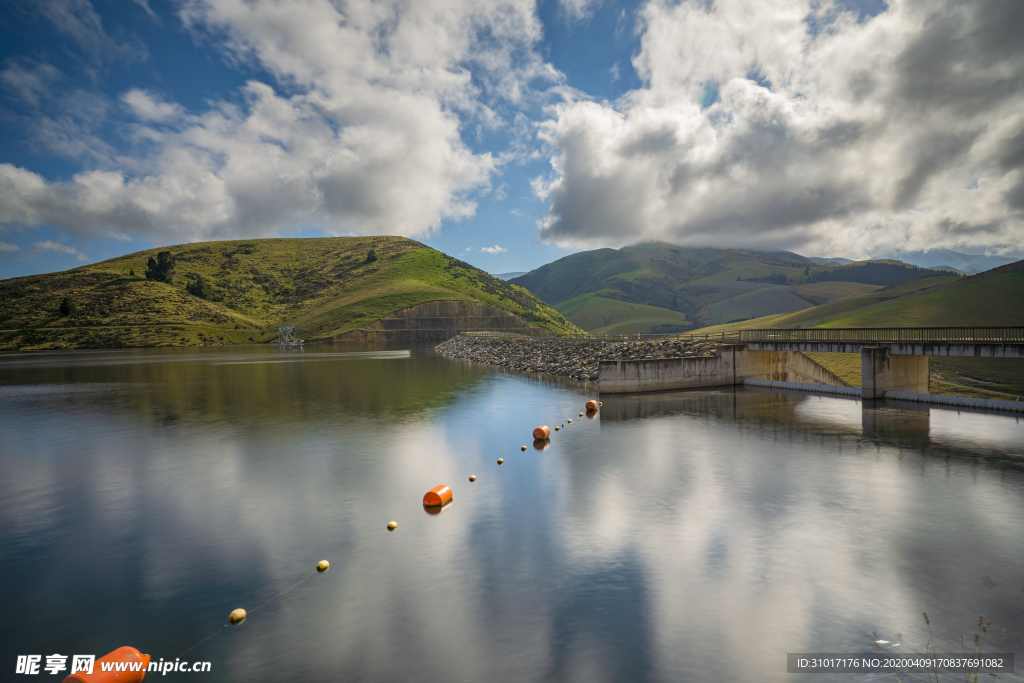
(179, 538), (377, 657)
(179, 397), (600, 661)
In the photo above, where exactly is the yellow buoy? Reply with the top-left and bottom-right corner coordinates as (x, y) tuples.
(497, 458), (504, 464)
(229, 608), (246, 625)
(521, 446), (526, 451)
(469, 475), (476, 481)
(567, 419), (572, 424)
(387, 521), (398, 530)
(579, 412), (584, 416)
(317, 560), (329, 573)
(599, 402), (603, 406)
(554, 426), (560, 431)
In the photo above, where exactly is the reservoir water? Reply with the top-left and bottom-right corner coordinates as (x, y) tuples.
(1, 344), (1022, 682)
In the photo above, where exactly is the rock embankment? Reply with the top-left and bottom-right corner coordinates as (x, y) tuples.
(434, 336), (719, 382)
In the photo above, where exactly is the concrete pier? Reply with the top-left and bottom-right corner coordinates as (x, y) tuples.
(860, 347), (929, 399)
(598, 344), (847, 393)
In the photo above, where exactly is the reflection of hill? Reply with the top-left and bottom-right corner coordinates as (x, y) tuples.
(0, 345), (488, 427)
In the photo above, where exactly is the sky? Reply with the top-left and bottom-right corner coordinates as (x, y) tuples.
(0, 0), (1022, 279)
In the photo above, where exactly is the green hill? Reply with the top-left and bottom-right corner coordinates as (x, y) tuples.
(512, 242), (943, 332)
(554, 293), (690, 335)
(0, 237), (581, 351)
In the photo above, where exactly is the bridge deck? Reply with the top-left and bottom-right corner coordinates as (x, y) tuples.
(731, 327), (1024, 357)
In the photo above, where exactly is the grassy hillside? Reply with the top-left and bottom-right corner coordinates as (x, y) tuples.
(687, 275), (960, 334)
(819, 269), (1024, 328)
(554, 293), (691, 335)
(512, 242), (945, 332)
(0, 237), (581, 350)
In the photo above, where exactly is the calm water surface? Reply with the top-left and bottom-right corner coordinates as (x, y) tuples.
(1, 345), (1023, 682)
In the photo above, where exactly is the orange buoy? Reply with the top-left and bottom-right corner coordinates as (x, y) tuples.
(62, 646), (151, 683)
(586, 400), (598, 410)
(423, 485), (453, 507)
(533, 425), (551, 440)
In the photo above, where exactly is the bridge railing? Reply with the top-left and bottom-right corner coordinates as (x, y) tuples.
(738, 327), (1024, 344)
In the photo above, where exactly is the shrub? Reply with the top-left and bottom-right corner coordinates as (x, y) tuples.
(365, 249), (378, 264)
(145, 251), (176, 283)
(58, 295), (77, 317)
(186, 276), (213, 300)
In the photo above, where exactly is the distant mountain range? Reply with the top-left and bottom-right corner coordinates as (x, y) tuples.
(492, 271), (527, 281)
(509, 242), (949, 333)
(811, 249), (1016, 274)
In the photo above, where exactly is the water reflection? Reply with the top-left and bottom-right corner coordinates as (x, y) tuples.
(1, 347), (1023, 682)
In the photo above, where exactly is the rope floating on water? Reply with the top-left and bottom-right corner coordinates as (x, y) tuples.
(180, 398), (600, 659)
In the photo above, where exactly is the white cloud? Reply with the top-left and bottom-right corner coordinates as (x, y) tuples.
(121, 89), (184, 122)
(0, 61), (61, 107)
(0, 0), (560, 243)
(481, 244), (507, 254)
(33, 240), (89, 261)
(559, 0), (602, 22)
(0, 240), (19, 252)
(534, 0), (1024, 256)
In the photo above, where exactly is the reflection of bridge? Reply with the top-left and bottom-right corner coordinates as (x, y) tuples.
(600, 327), (1024, 401)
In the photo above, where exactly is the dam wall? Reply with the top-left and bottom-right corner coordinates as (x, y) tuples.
(598, 344), (848, 394)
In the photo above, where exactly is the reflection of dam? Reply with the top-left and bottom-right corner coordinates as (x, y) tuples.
(597, 386), (1024, 463)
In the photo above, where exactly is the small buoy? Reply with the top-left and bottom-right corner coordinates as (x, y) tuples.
(469, 475), (476, 481)
(554, 426), (560, 431)
(229, 608), (247, 625)
(598, 402), (603, 406)
(497, 458), (504, 464)
(387, 521), (398, 530)
(63, 647), (151, 683)
(586, 400), (598, 410)
(579, 412), (584, 417)
(533, 425), (551, 440)
(317, 560), (330, 573)
(423, 485), (453, 507)
(567, 419), (572, 424)
(521, 445), (527, 451)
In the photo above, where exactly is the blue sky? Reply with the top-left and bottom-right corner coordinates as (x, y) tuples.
(1, 0), (1022, 279)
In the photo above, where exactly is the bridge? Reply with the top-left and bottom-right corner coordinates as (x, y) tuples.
(598, 327), (1024, 400)
(737, 327), (1024, 357)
